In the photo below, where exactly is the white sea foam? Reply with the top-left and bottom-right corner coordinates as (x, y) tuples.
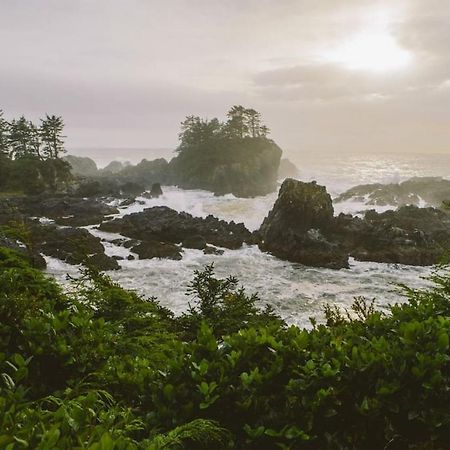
(46, 187), (434, 328)
(48, 244), (430, 329)
(46, 150), (449, 327)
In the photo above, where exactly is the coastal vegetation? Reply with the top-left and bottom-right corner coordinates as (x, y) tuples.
(1, 107), (449, 448)
(0, 245), (449, 448)
(0, 110), (71, 194)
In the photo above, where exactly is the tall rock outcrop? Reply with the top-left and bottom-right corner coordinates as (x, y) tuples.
(259, 179), (349, 269)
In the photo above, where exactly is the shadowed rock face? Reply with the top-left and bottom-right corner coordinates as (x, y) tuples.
(261, 179), (334, 233)
(30, 225), (119, 270)
(167, 137), (283, 197)
(259, 179), (349, 269)
(131, 241), (182, 260)
(2, 196), (118, 227)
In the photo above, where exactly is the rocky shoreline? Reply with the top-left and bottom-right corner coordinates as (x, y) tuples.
(0, 178), (449, 272)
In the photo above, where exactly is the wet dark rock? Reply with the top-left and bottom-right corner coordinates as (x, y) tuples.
(110, 238), (128, 246)
(99, 206), (254, 251)
(87, 253), (120, 270)
(143, 183), (163, 199)
(37, 196), (118, 220)
(119, 197), (136, 208)
(29, 224), (119, 270)
(34, 225), (103, 259)
(334, 206), (450, 266)
(182, 234), (207, 250)
(3, 196), (119, 226)
(335, 177), (450, 208)
(259, 179), (349, 269)
(260, 178), (450, 268)
(0, 235), (46, 269)
(263, 179), (335, 232)
(56, 215), (107, 227)
(123, 239), (140, 249)
(131, 241), (182, 260)
(127, 254), (135, 261)
(203, 245), (224, 255)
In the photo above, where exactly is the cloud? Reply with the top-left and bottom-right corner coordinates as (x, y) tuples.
(0, 0), (448, 153)
(253, 64), (410, 102)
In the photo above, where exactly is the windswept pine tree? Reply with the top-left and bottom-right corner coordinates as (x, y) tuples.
(40, 114), (66, 159)
(226, 105), (249, 138)
(244, 108), (261, 138)
(8, 116), (33, 159)
(177, 115), (223, 152)
(178, 105), (271, 148)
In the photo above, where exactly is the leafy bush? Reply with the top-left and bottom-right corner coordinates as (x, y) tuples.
(0, 246), (449, 449)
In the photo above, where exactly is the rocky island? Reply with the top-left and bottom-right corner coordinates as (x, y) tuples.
(65, 106), (283, 199)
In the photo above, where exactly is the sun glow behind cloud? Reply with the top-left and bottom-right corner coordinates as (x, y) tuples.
(320, 9), (413, 74)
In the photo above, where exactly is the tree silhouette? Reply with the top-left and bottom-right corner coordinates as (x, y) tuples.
(245, 108), (261, 138)
(40, 115), (66, 159)
(8, 116), (33, 159)
(226, 105), (248, 138)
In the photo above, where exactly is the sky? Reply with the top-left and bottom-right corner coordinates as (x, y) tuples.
(1, 0), (449, 154)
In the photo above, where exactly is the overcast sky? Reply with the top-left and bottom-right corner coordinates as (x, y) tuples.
(1, 0), (449, 153)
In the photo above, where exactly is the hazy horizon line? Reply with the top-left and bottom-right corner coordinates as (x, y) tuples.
(67, 146), (450, 156)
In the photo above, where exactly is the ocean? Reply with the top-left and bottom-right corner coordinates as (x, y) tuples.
(51, 148), (450, 327)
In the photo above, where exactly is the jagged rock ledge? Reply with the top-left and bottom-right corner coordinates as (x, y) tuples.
(99, 206), (257, 259)
(334, 177), (450, 208)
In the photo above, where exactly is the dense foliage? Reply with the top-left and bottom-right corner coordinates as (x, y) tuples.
(0, 109), (70, 194)
(0, 246), (449, 449)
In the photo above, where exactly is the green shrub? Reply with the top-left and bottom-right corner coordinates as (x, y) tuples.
(0, 246), (449, 449)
